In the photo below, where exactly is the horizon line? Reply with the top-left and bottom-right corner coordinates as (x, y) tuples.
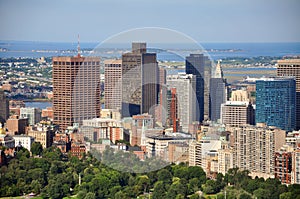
(1, 39), (300, 44)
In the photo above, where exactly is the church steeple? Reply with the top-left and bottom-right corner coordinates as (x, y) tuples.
(214, 60), (223, 78)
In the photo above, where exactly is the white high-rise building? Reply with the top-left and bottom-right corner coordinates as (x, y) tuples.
(167, 74), (197, 132)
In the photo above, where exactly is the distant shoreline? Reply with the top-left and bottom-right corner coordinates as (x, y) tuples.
(23, 99), (52, 102)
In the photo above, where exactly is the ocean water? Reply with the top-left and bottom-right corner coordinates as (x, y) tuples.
(0, 41), (300, 60)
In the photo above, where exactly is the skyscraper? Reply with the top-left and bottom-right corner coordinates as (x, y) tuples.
(104, 59), (122, 111)
(186, 54), (205, 122)
(0, 89), (9, 123)
(167, 74), (197, 132)
(277, 59), (300, 130)
(52, 56), (101, 131)
(204, 58), (212, 120)
(156, 67), (168, 126)
(209, 60), (226, 122)
(122, 42), (159, 117)
(256, 77), (296, 131)
(166, 88), (179, 132)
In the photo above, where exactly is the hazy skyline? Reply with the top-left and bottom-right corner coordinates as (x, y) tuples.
(0, 0), (299, 43)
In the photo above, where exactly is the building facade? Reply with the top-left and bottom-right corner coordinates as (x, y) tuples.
(167, 74), (197, 132)
(27, 124), (55, 148)
(0, 89), (9, 123)
(277, 59), (300, 130)
(6, 115), (28, 135)
(292, 150), (300, 184)
(13, 135), (34, 152)
(20, 107), (41, 126)
(122, 42), (158, 117)
(186, 54), (205, 122)
(274, 147), (293, 184)
(104, 59), (122, 111)
(227, 123), (286, 178)
(256, 77), (296, 131)
(81, 118), (123, 143)
(221, 101), (255, 126)
(166, 88), (179, 132)
(131, 114), (154, 147)
(209, 60), (226, 122)
(189, 141), (202, 166)
(52, 56), (101, 131)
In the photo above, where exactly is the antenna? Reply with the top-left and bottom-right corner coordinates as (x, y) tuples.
(77, 34), (81, 57)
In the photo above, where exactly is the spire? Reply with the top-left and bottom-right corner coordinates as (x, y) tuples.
(214, 60), (223, 78)
(77, 34), (81, 57)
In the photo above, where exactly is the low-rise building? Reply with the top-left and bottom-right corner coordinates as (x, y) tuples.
(42, 107), (53, 120)
(27, 123), (56, 148)
(146, 133), (192, 159)
(81, 118), (123, 144)
(0, 134), (15, 148)
(13, 135), (34, 152)
(168, 142), (189, 163)
(6, 115), (28, 135)
(52, 132), (71, 153)
(70, 142), (86, 159)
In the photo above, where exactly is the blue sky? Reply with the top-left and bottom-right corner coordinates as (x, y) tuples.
(0, 0), (299, 43)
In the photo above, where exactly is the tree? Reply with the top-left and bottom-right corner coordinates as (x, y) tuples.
(188, 178), (200, 194)
(77, 190), (87, 198)
(187, 166), (206, 181)
(115, 191), (129, 199)
(245, 179), (259, 194)
(137, 175), (150, 193)
(31, 142), (43, 156)
(280, 192), (292, 199)
(287, 184), (300, 199)
(166, 180), (187, 199)
(239, 192), (252, 199)
(15, 148), (30, 159)
(253, 188), (271, 199)
(202, 180), (218, 194)
(84, 192), (96, 199)
(190, 193), (201, 199)
(157, 169), (173, 184)
(153, 181), (167, 199)
(42, 146), (62, 161)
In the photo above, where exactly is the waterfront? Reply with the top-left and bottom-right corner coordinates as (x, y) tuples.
(1, 41), (300, 60)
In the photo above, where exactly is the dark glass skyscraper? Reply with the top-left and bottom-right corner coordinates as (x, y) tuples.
(256, 77), (296, 131)
(209, 60), (226, 122)
(0, 89), (9, 123)
(186, 54), (205, 122)
(122, 43), (159, 117)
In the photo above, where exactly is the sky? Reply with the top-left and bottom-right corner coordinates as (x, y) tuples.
(0, 0), (299, 43)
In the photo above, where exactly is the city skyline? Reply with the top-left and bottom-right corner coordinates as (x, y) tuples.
(0, 0), (300, 43)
